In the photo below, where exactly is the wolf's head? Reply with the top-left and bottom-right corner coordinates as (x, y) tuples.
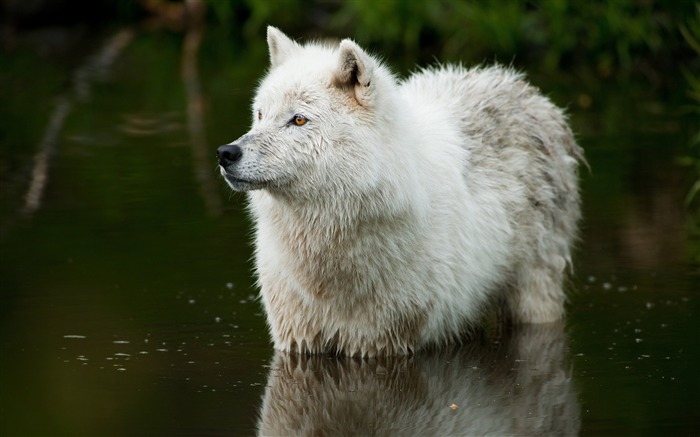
(217, 27), (398, 200)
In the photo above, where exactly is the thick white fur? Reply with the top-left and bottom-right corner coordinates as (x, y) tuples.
(219, 27), (584, 356)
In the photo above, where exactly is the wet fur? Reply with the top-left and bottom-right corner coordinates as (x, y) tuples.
(219, 27), (584, 357)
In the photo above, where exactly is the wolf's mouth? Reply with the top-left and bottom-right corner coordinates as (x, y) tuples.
(222, 173), (268, 191)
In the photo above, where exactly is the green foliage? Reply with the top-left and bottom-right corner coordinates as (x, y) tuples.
(678, 4), (700, 209)
(215, 0), (696, 75)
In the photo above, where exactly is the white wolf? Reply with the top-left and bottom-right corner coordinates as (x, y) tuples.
(218, 27), (583, 357)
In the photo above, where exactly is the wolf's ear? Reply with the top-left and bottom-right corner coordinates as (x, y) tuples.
(267, 26), (299, 68)
(335, 39), (375, 106)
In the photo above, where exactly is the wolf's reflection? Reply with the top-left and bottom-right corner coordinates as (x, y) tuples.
(257, 323), (579, 436)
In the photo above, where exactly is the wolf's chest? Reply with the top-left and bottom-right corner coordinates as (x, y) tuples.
(266, 216), (417, 299)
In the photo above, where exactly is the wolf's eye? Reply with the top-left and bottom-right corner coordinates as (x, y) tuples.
(257, 111), (262, 120)
(292, 114), (308, 126)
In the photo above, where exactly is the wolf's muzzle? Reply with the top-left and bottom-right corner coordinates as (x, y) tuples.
(217, 144), (242, 167)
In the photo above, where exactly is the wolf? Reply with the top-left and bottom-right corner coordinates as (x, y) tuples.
(217, 27), (584, 357)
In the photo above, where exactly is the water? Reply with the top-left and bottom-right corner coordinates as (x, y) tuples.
(1, 23), (698, 436)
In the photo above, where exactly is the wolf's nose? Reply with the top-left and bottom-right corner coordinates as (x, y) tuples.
(217, 144), (242, 166)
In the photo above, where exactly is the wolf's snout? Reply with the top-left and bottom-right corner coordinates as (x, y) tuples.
(217, 144), (242, 167)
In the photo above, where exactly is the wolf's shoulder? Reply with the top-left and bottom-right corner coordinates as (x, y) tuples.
(401, 64), (524, 94)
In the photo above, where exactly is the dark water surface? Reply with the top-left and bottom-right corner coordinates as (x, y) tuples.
(1, 25), (698, 436)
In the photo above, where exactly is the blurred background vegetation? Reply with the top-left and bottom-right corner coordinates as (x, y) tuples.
(2, 0), (698, 77)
